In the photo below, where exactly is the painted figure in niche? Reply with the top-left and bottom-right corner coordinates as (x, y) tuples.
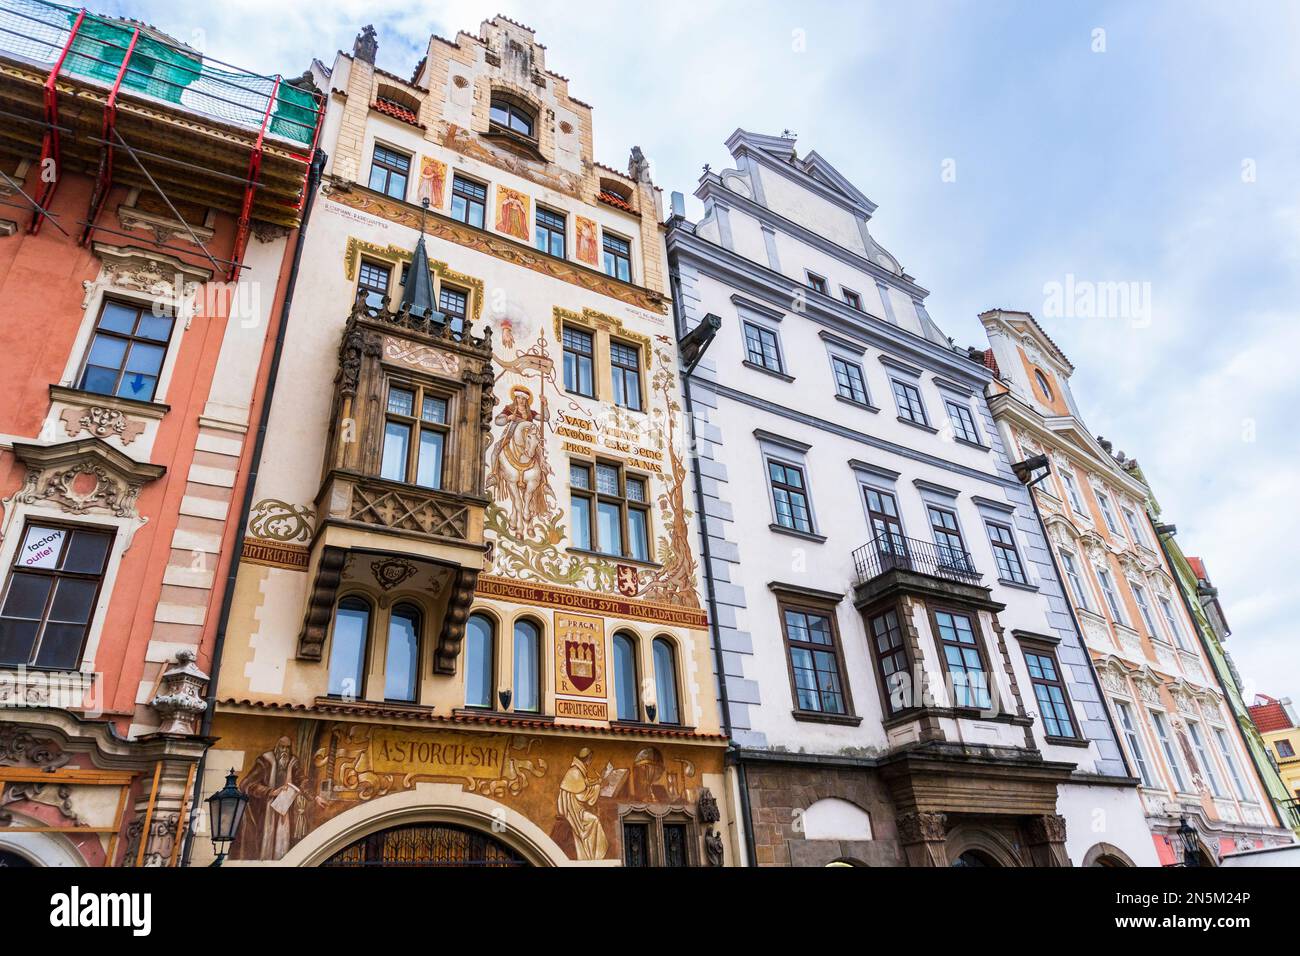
(556, 747), (608, 861)
(486, 385), (550, 536)
(417, 156), (447, 210)
(232, 737), (322, 860)
(495, 185), (529, 241)
(575, 216), (599, 266)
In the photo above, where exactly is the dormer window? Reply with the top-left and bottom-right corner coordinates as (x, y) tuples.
(489, 95), (535, 139)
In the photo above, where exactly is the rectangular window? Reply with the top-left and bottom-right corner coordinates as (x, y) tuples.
(610, 340), (642, 411)
(380, 383), (449, 489)
(986, 521), (1027, 584)
(768, 460), (813, 534)
(892, 379), (928, 426)
(1061, 469), (1087, 514)
(928, 506), (971, 572)
(1187, 721), (1224, 797)
(1278, 739), (1296, 759)
(368, 144), (410, 200)
(570, 461), (650, 561)
(869, 607), (913, 714)
(1151, 709), (1189, 792)
(1122, 506), (1146, 546)
(450, 175), (487, 228)
(535, 205), (566, 258)
(602, 232), (632, 282)
(841, 288), (862, 310)
(1158, 595), (1189, 650)
(805, 272), (828, 294)
(1116, 699), (1157, 787)
(1097, 491), (1123, 536)
(562, 326), (595, 397)
(1131, 582), (1160, 639)
(357, 260), (392, 311)
(934, 609), (990, 710)
(77, 299), (175, 403)
(831, 356), (869, 404)
(742, 321), (782, 373)
(1024, 647), (1077, 738)
(945, 400), (980, 444)
(1096, 567), (1126, 624)
(781, 606), (847, 715)
(438, 285), (468, 336)
(1060, 550), (1092, 611)
(1214, 727), (1249, 800)
(0, 523), (112, 669)
(622, 821), (650, 868)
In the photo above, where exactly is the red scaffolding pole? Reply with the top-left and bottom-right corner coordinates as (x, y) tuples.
(227, 74), (279, 280)
(28, 7), (84, 234)
(79, 26), (139, 246)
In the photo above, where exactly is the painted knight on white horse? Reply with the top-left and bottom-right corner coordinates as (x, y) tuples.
(486, 385), (552, 536)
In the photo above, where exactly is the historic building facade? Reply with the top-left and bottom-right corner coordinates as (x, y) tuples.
(0, 0), (318, 865)
(979, 309), (1296, 864)
(191, 18), (734, 867)
(665, 131), (1154, 867)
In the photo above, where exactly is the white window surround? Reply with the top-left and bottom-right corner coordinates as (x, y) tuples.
(1114, 697), (1158, 789)
(1149, 708), (1191, 794)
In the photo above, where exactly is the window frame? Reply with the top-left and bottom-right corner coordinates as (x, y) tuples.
(612, 630), (641, 722)
(437, 284), (469, 336)
(891, 377), (929, 427)
(1095, 566), (1127, 625)
(449, 174), (488, 229)
(1021, 642), (1079, 740)
(620, 811), (698, 867)
(569, 460), (652, 562)
(609, 338), (643, 411)
(928, 604), (994, 712)
(985, 520), (1028, 585)
(1213, 726), (1250, 800)
(1186, 719), (1225, 798)
(1060, 469), (1088, 515)
(1096, 490), (1124, 537)
(561, 325), (596, 398)
(0, 520), (114, 671)
(1122, 505), (1147, 547)
(830, 355), (870, 405)
(1115, 698), (1158, 788)
(944, 399), (981, 445)
(778, 600), (853, 718)
(840, 287), (863, 310)
(805, 271), (829, 295)
(927, 505), (973, 573)
(380, 379), (453, 490)
(368, 143), (411, 200)
(652, 636), (681, 726)
(383, 602), (422, 703)
(1059, 548), (1093, 612)
(512, 616), (543, 714)
(463, 612), (497, 710)
(534, 204), (567, 258)
(1157, 595), (1189, 651)
(75, 297), (176, 404)
(867, 603), (915, 716)
(602, 231), (633, 282)
(1130, 581), (1162, 641)
(327, 595), (373, 699)
(1150, 707), (1190, 793)
(356, 259), (393, 311)
(766, 456), (815, 535)
(742, 320), (784, 374)
(488, 94), (536, 139)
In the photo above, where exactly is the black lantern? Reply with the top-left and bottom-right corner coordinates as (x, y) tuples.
(1177, 817), (1202, 867)
(205, 769), (248, 867)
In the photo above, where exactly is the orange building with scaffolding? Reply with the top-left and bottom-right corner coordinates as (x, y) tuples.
(0, 0), (320, 866)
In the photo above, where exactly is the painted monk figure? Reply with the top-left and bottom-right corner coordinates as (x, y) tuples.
(232, 736), (303, 861)
(557, 747), (607, 861)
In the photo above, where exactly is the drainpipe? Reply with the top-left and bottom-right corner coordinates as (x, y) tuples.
(1019, 463), (1136, 782)
(1149, 516), (1293, 834)
(666, 242), (756, 866)
(181, 148), (327, 866)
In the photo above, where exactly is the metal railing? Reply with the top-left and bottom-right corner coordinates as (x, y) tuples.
(852, 531), (981, 587)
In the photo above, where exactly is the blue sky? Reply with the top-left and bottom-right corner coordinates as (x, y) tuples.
(100, 0), (1300, 702)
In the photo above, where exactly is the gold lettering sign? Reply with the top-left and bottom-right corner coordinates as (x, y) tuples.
(368, 729), (508, 781)
(557, 698), (609, 721)
(555, 611), (606, 700)
(477, 575), (708, 629)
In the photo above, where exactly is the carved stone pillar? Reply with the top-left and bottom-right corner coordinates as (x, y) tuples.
(897, 811), (949, 867)
(1024, 813), (1071, 867)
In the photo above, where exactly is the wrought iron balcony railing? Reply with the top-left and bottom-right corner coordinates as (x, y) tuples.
(852, 531), (981, 587)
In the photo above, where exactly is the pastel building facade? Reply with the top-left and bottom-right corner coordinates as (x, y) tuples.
(192, 18), (735, 868)
(666, 131), (1153, 867)
(980, 308), (1296, 864)
(1250, 695), (1300, 810)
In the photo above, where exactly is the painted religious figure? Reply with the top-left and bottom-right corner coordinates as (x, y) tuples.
(556, 747), (607, 860)
(575, 216), (599, 266)
(417, 156), (447, 210)
(495, 185), (530, 241)
(232, 737), (314, 860)
(486, 385), (551, 536)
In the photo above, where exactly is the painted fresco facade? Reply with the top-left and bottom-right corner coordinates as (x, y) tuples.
(665, 132), (1154, 867)
(0, 1), (317, 866)
(192, 19), (734, 867)
(980, 309), (1297, 864)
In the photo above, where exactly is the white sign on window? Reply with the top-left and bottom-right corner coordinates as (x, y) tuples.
(19, 526), (64, 569)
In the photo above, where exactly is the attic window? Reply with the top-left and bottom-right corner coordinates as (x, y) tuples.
(1034, 369), (1054, 402)
(489, 94), (535, 139)
(374, 84), (420, 126)
(598, 178), (634, 212)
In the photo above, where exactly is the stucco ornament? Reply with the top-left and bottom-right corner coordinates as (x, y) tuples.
(248, 499), (316, 542)
(60, 406), (147, 445)
(149, 649), (210, 735)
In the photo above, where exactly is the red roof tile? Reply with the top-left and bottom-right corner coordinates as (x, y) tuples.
(1249, 695), (1293, 733)
(598, 190), (634, 212)
(373, 97), (419, 126)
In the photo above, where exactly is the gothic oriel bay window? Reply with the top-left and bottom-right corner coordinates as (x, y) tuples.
(931, 609), (991, 710)
(381, 382), (449, 489)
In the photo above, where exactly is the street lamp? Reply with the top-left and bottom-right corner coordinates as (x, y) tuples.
(205, 769), (248, 867)
(1177, 817), (1202, 867)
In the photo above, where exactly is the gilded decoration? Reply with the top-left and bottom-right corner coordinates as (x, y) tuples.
(370, 556), (419, 591)
(219, 716), (717, 863)
(341, 236), (484, 323)
(325, 183), (666, 314)
(248, 499), (315, 542)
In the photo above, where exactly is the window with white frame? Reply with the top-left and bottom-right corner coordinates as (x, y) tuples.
(1157, 595), (1190, 651)
(1131, 581), (1161, 639)
(1150, 709), (1189, 792)
(1059, 549), (1092, 611)
(1096, 567), (1127, 624)
(1213, 726), (1250, 800)
(1115, 699), (1157, 787)
(1060, 469), (1087, 514)
(1122, 505), (1147, 546)
(1096, 491), (1124, 537)
(1187, 720), (1224, 798)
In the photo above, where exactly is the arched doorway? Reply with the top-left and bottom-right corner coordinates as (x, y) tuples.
(951, 849), (1000, 867)
(0, 849), (34, 867)
(1082, 842), (1136, 868)
(321, 822), (531, 867)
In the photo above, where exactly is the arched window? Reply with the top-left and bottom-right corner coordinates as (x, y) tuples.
(384, 603), (421, 702)
(328, 597), (371, 698)
(513, 618), (541, 713)
(465, 613), (495, 709)
(489, 95), (535, 138)
(1033, 368), (1054, 402)
(653, 637), (680, 725)
(613, 631), (639, 722)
